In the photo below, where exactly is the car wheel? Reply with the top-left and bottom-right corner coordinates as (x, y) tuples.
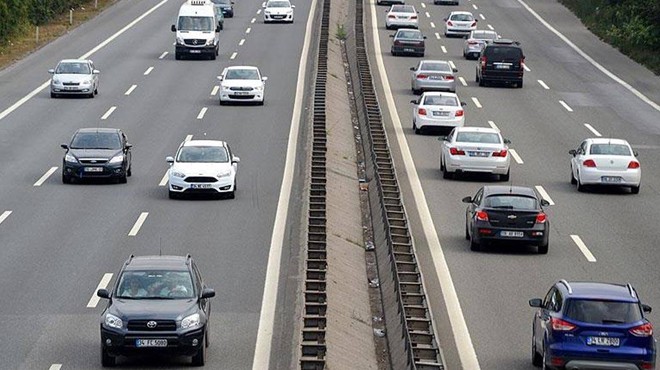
(518, 79), (524, 88)
(531, 330), (542, 367)
(94, 87), (98, 95)
(465, 221), (470, 240)
(258, 100), (265, 106)
(89, 92), (95, 98)
(470, 234), (480, 251)
(537, 242), (548, 255)
(219, 23), (223, 30)
(413, 122), (421, 134)
(118, 174), (127, 184)
(227, 181), (236, 199)
(576, 175), (586, 192)
(210, 52), (217, 60)
(168, 190), (179, 199)
(62, 173), (72, 184)
(50, 92), (57, 98)
(478, 76), (485, 87)
(175, 52), (181, 60)
(191, 336), (206, 366)
(570, 168), (577, 185)
(219, 99), (226, 106)
(101, 344), (116, 367)
(631, 184), (640, 194)
(442, 163), (452, 179)
(500, 169), (510, 182)
(127, 166), (132, 177)
(475, 71), (480, 83)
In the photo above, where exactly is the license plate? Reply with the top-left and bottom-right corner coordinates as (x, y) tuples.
(64, 86), (78, 90)
(189, 50), (201, 54)
(84, 167), (103, 172)
(135, 339), (168, 348)
(433, 111), (449, 117)
(468, 151), (489, 157)
(500, 231), (524, 237)
(495, 64), (511, 69)
(404, 48), (415, 52)
(587, 336), (620, 347)
(191, 184), (213, 189)
(429, 76), (443, 80)
(233, 91), (251, 95)
(601, 176), (622, 183)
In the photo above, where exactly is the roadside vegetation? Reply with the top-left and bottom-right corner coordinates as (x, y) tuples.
(558, 0), (660, 75)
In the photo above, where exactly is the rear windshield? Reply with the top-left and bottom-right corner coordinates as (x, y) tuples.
(484, 195), (537, 210)
(471, 31), (497, 40)
(455, 132), (501, 144)
(589, 144), (631, 156)
(420, 62), (451, 72)
(397, 30), (422, 39)
(485, 46), (522, 59)
(391, 5), (414, 12)
(564, 299), (643, 324)
(424, 96), (457, 106)
(450, 13), (473, 21)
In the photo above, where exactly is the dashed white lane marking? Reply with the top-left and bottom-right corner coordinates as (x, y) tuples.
(421, 2), (426, 7)
(158, 51), (168, 59)
(571, 235), (597, 262)
(535, 185), (555, 205)
(211, 86), (220, 96)
(584, 123), (602, 137)
(246, 27), (252, 34)
(143, 66), (154, 75)
(509, 149), (524, 164)
(34, 167), (58, 187)
(441, 45), (447, 53)
(262, 1), (266, 6)
(559, 100), (573, 112)
(185, 134), (193, 142)
(251, 17), (256, 23)
(448, 60), (456, 70)
(125, 84), (137, 95)
(459, 77), (467, 86)
(197, 107), (208, 119)
(430, 22), (436, 28)
(159, 171), (169, 187)
(239, 38), (246, 46)
(0, 211), (12, 226)
(487, 120), (499, 130)
(101, 106), (117, 120)
(479, 13), (485, 20)
(487, 24), (494, 30)
(523, 63), (531, 72)
(128, 212), (149, 236)
(257, 9), (262, 14)
(538, 80), (549, 89)
(471, 97), (482, 108)
(230, 52), (238, 60)
(49, 365), (62, 370)
(472, 4), (478, 9)
(86, 273), (113, 308)
(425, 11), (430, 18)
(435, 32), (441, 40)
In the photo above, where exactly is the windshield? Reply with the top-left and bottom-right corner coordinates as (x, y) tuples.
(116, 270), (195, 299)
(56, 62), (91, 74)
(564, 299), (642, 324)
(176, 146), (229, 163)
(420, 62), (451, 72)
(267, 1), (290, 7)
(178, 16), (214, 31)
(70, 132), (121, 149)
(225, 69), (260, 80)
(484, 195), (537, 210)
(424, 96), (457, 106)
(455, 132), (501, 144)
(589, 144), (631, 156)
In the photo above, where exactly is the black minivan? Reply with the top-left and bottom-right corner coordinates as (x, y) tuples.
(475, 39), (524, 88)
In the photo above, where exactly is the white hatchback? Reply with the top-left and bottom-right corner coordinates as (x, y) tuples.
(569, 138), (641, 193)
(218, 66), (268, 105)
(263, 0), (295, 23)
(439, 127), (511, 180)
(166, 140), (240, 199)
(385, 5), (419, 29)
(444, 11), (477, 37)
(410, 92), (465, 134)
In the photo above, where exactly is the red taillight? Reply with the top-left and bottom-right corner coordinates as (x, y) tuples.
(411, 15), (417, 19)
(491, 149), (507, 157)
(447, 21), (453, 26)
(418, 108), (427, 116)
(388, 15), (396, 19)
(582, 159), (597, 168)
(628, 161), (640, 169)
(535, 212), (547, 224)
(468, 40), (478, 45)
(416, 74), (428, 79)
(455, 110), (464, 117)
(449, 147), (465, 156)
(550, 357), (565, 367)
(480, 56), (487, 69)
(641, 362), (654, 370)
(630, 322), (653, 337)
(476, 211), (488, 221)
(551, 317), (576, 331)
(444, 75), (454, 80)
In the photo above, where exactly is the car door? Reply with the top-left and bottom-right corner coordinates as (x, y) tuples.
(466, 187), (483, 232)
(411, 61), (422, 84)
(571, 140), (588, 178)
(90, 61), (99, 89)
(192, 263), (211, 316)
(538, 288), (562, 348)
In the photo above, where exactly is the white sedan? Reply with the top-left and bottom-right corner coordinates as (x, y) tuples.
(166, 140), (240, 199)
(217, 66), (268, 105)
(439, 127), (511, 180)
(410, 92), (465, 134)
(385, 5), (418, 30)
(443, 11), (477, 37)
(263, 0), (295, 23)
(569, 138), (641, 193)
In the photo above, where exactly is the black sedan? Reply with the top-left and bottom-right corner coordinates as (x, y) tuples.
(462, 185), (550, 253)
(390, 28), (426, 57)
(211, 0), (234, 17)
(61, 128), (132, 184)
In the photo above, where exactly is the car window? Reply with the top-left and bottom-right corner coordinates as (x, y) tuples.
(589, 144), (631, 156)
(267, 1), (290, 7)
(397, 30), (422, 39)
(178, 16), (214, 31)
(70, 132), (122, 150)
(543, 288), (555, 310)
(177, 146), (229, 163)
(455, 132), (501, 144)
(564, 299), (643, 324)
(484, 195), (538, 210)
(472, 31), (496, 40)
(56, 62), (91, 74)
(420, 62), (451, 72)
(391, 5), (413, 12)
(485, 46), (522, 59)
(450, 13), (473, 21)
(424, 96), (458, 106)
(116, 270), (195, 299)
(473, 188), (483, 204)
(225, 69), (260, 80)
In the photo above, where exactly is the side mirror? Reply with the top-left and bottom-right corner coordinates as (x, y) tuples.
(452, 68), (458, 73)
(410, 67), (416, 71)
(216, 26), (221, 32)
(217, 75), (223, 81)
(443, 18), (447, 21)
(568, 149), (577, 156)
(166, 156), (174, 164)
(48, 69), (55, 74)
(642, 304), (652, 313)
(61, 143), (69, 150)
(262, 4), (267, 7)
(461, 196), (472, 204)
(389, 34), (395, 38)
(460, 102), (467, 106)
(262, 76), (268, 82)
(171, 24), (176, 32)
(529, 298), (543, 308)
(423, 36), (427, 39)
(201, 288), (216, 299)
(125, 143), (133, 149)
(540, 199), (550, 207)
(410, 100), (417, 104)
(97, 289), (110, 299)
(438, 136), (448, 141)
(291, 4), (295, 7)
(232, 156), (240, 163)
(634, 151), (639, 157)
(503, 138), (511, 144)
(93, 69), (100, 75)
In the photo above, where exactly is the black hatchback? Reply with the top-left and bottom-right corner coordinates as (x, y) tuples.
(462, 185), (550, 253)
(475, 39), (524, 88)
(61, 128), (132, 184)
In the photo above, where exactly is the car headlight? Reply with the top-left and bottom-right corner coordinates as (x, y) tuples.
(264, 10), (271, 14)
(105, 314), (123, 329)
(181, 313), (201, 329)
(109, 155), (124, 164)
(254, 85), (263, 91)
(176, 36), (184, 45)
(171, 170), (186, 178)
(82, 79), (92, 85)
(221, 84), (231, 91)
(52, 78), (61, 84)
(287, 9), (293, 13)
(206, 38), (214, 46)
(217, 169), (232, 178)
(65, 153), (78, 163)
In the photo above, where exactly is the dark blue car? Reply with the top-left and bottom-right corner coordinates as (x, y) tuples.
(529, 280), (655, 370)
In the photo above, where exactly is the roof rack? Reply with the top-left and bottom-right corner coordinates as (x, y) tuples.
(559, 279), (572, 294)
(627, 283), (637, 298)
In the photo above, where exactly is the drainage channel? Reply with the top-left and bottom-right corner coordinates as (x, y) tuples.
(348, 0), (444, 368)
(299, 0), (330, 367)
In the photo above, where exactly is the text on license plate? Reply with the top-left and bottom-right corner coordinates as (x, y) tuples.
(189, 50), (201, 54)
(64, 86), (78, 90)
(468, 151), (489, 157)
(433, 111), (450, 117)
(404, 48), (415, 52)
(84, 167), (103, 172)
(500, 231), (524, 237)
(601, 176), (622, 183)
(587, 336), (620, 347)
(495, 64), (511, 69)
(233, 91), (251, 95)
(135, 339), (168, 347)
(191, 184), (213, 189)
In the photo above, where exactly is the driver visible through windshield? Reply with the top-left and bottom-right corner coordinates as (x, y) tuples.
(116, 270), (195, 299)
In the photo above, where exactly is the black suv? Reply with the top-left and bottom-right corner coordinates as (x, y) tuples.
(97, 255), (215, 367)
(475, 39), (525, 88)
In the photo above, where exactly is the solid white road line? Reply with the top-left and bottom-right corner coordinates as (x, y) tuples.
(487, 120), (499, 130)
(128, 212), (149, 236)
(571, 235), (597, 262)
(559, 100), (573, 112)
(251, 0), (317, 366)
(538, 80), (549, 89)
(159, 171), (169, 187)
(239, 38), (245, 46)
(125, 84), (137, 95)
(448, 61), (456, 70)
(584, 123), (602, 137)
(0, 211), (12, 226)
(425, 11), (430, 18)
(479, 13), (485, 20)
(143, 66), (154, 75)
(159, 51), (168, 59)
(471, 97), (482, 108)
(430, 22), (436, 28)
(517, 0), (660, 113)
(197, 107), (208, 119)
(211, 86), (220, 96)
(472, 4), (478, 9)
(435, 32), (441, 40)
(246, 27), (252, 34)
(523, 63), (531, 72)
(459, 76), (467, 86)
(487, 24), (494, 30)
(0, 0), (169, 123)
(49, 365), (62, 370)
(251, 17), (256, 23)
(185, 134), (193, 142)
(368, 1), (479, 368)
(509, 149), (524, 164)
(34, 167), (58, 187)
(534, 185), (555, 205)
(86, 273), (113, 308)
(441, 45), (447, 53)
(230, 52), (238, 60)
(101, 106), (117, 120)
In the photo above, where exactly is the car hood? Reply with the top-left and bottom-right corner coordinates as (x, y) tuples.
(177, 30), (216, 38)
(171, 162), (233, 176)
(221, 79), (264, 88)
(53, 74), (92, 83)
(109, 298), (198, 321)
(69, 148), (122, 160)
(265, 7), (292, 14)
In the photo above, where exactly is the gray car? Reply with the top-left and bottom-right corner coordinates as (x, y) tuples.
(410, 60), (457, 94)
(463, 30), (498, 59)
(49, 59), (99, 98)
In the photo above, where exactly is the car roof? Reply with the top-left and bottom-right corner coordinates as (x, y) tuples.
(586, 138), (630, 146)
(482, 185), (537, 198)
(421, 91), (458, 98)
(123, 255), (192, 271)
(182, 139), (227, 147)
(453, 126), (499, 134)
(420, 60), (450, 65)
(225, 65), (259, 70)
(75, 128), (120, 134)
(450, 11), (473, 15)
(59, 59), (90, 64)
(558, 281), (639, 302)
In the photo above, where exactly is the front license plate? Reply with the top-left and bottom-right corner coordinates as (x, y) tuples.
(84, 167), (103, 172)
(64, 86), (78, 90)
(468, 151), (489, 157)
(587, 337), (620, 347)
(233, 91), (251, 95)
(135, 339), (168, 348)
(500, 231), (524, 237)
(601, 176), (622, 183)
(191, 184), (213, 189)
(189, 50), (201, 54)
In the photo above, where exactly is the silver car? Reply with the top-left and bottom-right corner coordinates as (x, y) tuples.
(443, 11), (477, 37)
(410, 60), (457, 94)
(463, 30), (498, 59)
(49, 59), (99, 98)
(439, 127), (511, 180)
(385, 5), (418, 30)
(569, 138), (641, 193)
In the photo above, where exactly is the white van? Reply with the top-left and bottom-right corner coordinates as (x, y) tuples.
(171, 0), (221, 60)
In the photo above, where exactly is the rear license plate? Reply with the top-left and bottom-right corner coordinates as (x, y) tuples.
(135, 339), (167, 348)
(500, 231), (524, 237)
(587, 337), (620, 347)
(601, 176), (622, 183)
(429, 76), (443, 80)
(433, 111), (449, 117)
(189, 50), (201, 54)
(404, 48), (415, 52)
(468, 151), (489, 157)
(191, 184), (213, 189)
(84, 167), (103, 172)
(495, 64), (511, 69)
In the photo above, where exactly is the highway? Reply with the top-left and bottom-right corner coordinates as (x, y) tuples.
(366, 0), (660, 368)
(0, 0), (314, 368)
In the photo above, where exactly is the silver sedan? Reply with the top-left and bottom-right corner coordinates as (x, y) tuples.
(463, 30), (498, 59)
(569, 138), (641, 193)
(439, 127), (511, 180)
(410, 60), (457, 94)
(49, 59), (99, 98)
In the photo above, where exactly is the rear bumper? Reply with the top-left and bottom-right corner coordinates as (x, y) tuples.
(480, 70), (524, 82)
(471, 225), (548, 246)
(412, 79), (456, 92)
(416, 115), (464, 129)
(445, 155), (510, 174)
(386, 20), (419, 28)
(564, 360), (647, 370)
(392, 45), (424, 55)
(579, 168), (641, 187)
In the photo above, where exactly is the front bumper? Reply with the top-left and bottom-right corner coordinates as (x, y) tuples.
(445, 154), (510, 175)
(175, 45), (216, 56)
(579, 168), (641, 187)
(169, 175), (235, 194)
(51, 83), (94, 95)
(264, 13), (293, 22)
(219, 89), (264, 102)
(101, 326), (205, 357)
(63, 162), (125, 179)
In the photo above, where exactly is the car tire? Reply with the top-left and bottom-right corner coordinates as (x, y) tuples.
(118, 174), (127, 184)
(94, 87), (98, 95)
(175, 52), (181, 60)
(631, 184), (640, 194)
(531, 331), (542, 367)
(127, 166), (132, 177)
(219, 99), (226, 106)
(89, 92), (95, 98)
(168, 190), (179, 199)
(475, 71), (480, 83)
(500, 169), (510, 182)
(518, 80), (524, 88)
(191, 337), (206, 366)
(413, 121), (421, 134)
(62, 173), (72, 184)
(442, 164), (452, 179)
(576, 175), (586, 192)
(210, 52), (217, 60)
(227, 181), (236, 199)
(50, 92), (57, 98)
(465, 222), (470, 240)
(101, 345), (116, 367)
(258, 100), (265, 106)
(570, 169), (577, 185)
(470, 234), (480, 251)
(537, 242), (548, 255)
(219, 23), (223, 30)
(478, 76), (485, 87)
